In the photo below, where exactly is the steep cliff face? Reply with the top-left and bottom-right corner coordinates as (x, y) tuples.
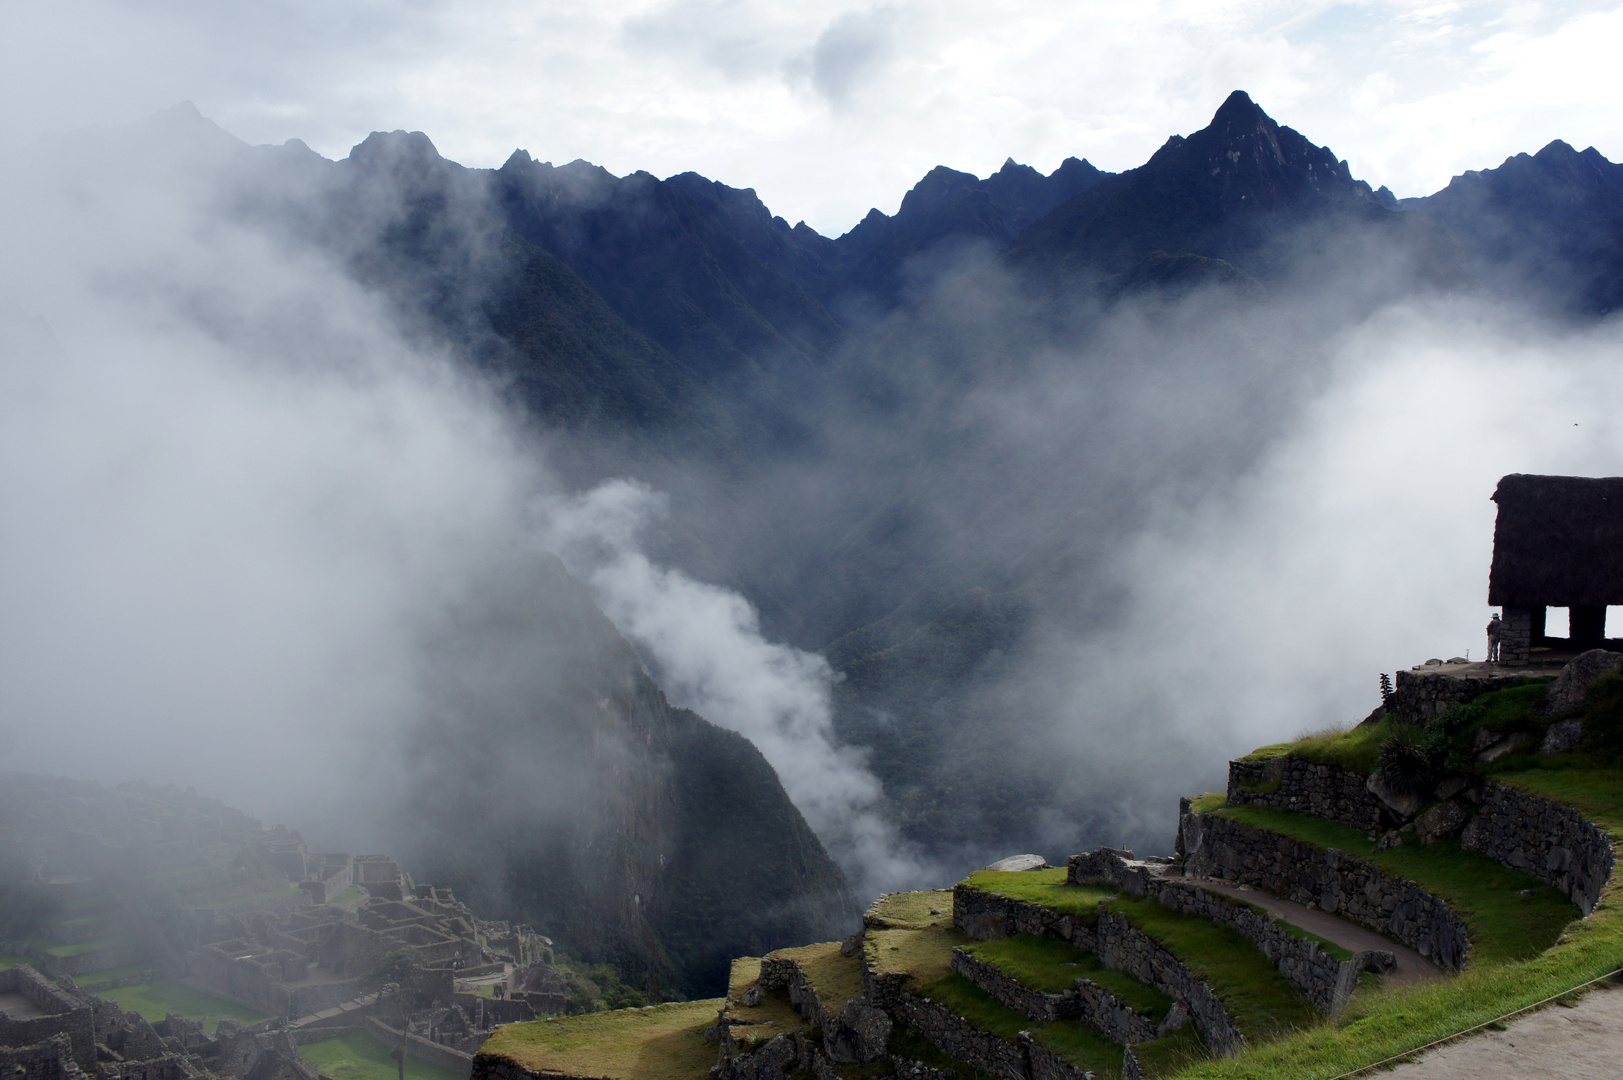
(394, 555), (856, 997)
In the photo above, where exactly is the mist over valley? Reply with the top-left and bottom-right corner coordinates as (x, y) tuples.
(7, 83), (1623, 1006)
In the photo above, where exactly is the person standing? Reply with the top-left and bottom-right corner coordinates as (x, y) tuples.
(1487, 612), (1503, 663)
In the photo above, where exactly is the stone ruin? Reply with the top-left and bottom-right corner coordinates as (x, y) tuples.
(1, 775), (566, 1080)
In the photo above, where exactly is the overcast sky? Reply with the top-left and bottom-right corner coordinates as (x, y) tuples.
(5, 1), (1622, 236)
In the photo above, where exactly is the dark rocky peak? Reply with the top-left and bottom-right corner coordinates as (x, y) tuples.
(497, 151), (622, 207)
(896, 166), (984, 216)
(1157, 89), (1369, 212)
(343, 130), (464, 194)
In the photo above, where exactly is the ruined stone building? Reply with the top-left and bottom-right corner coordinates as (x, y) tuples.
(1489, 473), (1623, 664)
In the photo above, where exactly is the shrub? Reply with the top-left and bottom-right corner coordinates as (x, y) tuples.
(1377, 729), (1433, 796)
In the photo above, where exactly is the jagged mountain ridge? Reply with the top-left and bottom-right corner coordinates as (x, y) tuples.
(1404, 138), (1623, 316)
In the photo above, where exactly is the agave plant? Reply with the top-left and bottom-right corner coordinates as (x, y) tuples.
(1377, 730), (1433, 797)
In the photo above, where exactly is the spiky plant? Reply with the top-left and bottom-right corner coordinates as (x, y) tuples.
(1377, 731), (1433, 797)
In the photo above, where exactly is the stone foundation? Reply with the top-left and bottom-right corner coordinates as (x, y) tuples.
(1460, 782), (1616, 915)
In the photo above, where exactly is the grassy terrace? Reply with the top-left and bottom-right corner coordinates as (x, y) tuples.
(101, 979), (271, 1030)
(961, 935), (1174, 1021)
(962, 870), (1115, 924)
(914, 972), (1126, 1080)
(1214, 800), (1578, 964)
(300, 1032), (465, 1080)
(770, 940), (864, 1018)
(1106, 895), (1318, 1044)
(479, 1001), (721, 1080)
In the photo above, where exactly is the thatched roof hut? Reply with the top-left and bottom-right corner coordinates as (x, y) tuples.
(1488, 473), (1623, 608)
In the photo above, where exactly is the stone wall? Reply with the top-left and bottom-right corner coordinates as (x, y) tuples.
(1388, 670), (1528, 721)
(0, 1033), (83, 1080)
(364, 1016), (474, 1078)
(1093, 911), (1243, 1059)
(1147, 880), (1363, 1014)
(1461, 781), (1616, 915)
(1225, 759), (1386, 833)
(1179, 809), (1468, 971)
(892, 992), (1028, 1080)
(0, 965), (95, 1067)
(949, 950), (1077, 1023)
(952, 886), (1098, 952)
(951, 885), (1239, 1057)
(1018, 1033), (1093, 1080)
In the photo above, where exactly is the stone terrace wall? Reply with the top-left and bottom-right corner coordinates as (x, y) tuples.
(1226, 759), (1386, 833)
(1388, 670), (1520, 723)
(1072, 849), (1370, 1014)
(1093, 911), (1242, 1058)
(951, 885), (1239, 1057)
(952, 886), (1098, 952)
(0, 965), (95, 1067)
(950, 947), (1161, 1046)
(1179, 810), (1468, 971)
(893, 993), (1028, 1080)
(365, 1016), (473, 1078)
(1148, 879), (1361, 1014)
(1462, 781), (1616, 915)
(949, 950), (1077, 1024)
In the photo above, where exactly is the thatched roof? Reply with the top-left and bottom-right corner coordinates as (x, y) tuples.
(1489, 474), (1623, 606)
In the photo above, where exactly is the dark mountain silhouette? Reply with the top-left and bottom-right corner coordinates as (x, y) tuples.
(1007, 90), (1470, 296)
(399, 555), (855, 998)
(1404, 140), (1623, 316)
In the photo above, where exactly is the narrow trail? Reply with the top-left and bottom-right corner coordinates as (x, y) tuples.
(1375, 981), (1623, 1079)
(1184, 876), (1447, 985)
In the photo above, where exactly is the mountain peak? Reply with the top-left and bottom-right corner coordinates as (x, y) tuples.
(1206, 90), (1275, 140)
(347, 129), (444, 170)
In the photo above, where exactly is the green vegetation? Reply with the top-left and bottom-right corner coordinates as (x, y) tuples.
(962, 871), (1116, 925)
(1496, 765), (1623, 836)
(771, 941), (864, 1017)
(329, 886), (365, 907)
(915, 974), (1123, 1080)
(101, 979), (271, 1030)
(0, 954), (30, 969)
(480, 1001), (722, 1080)
(867, 889), (952, 927)
(1188, 793), (1226, 814)
(1108, 896), (1318, 1042)
(1214, 804), (1576, 964)
(76, 963), (156, 986)
(38, 933), (136, 959)
(961, 936), (1173, 1020)
(298, 1032), (464, 1080)
(199, 886), (299, 909)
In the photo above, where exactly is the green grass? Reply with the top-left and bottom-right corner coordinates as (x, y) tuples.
(886, 1024), (992, 1080)
(1494, 764), (1623, 836)
(480, 1001), (722, 1080)
(1131, 1022), (1211, 1078)
(101, 980), (271, 1030)
(328, 886), (365, 907)
(1107, 896), (1319, 1043)
(961, 936), (1173, 1021)
(298, 1031), (464, 1080)
(770, 941), (864, 1017)
(1188, 793), (1227, 814)
(76, 963), (155, 986)
(915, 974), (1123, 1079)
(0, 955), (30, 969)
(38, 933), (136, 958)
(961, 870), (1117, 926)
(867, 890), (952, 927)
(1214, 804), (1577, 964)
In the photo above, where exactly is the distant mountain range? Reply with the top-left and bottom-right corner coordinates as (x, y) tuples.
(60, 91), (1623, 995)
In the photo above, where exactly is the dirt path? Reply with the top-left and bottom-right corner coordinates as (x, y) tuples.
(1185, 876), (1447, 985)
(1376, 981), (1623, 1079)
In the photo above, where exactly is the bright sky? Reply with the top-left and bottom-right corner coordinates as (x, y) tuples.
(5, 1), (1622, 236)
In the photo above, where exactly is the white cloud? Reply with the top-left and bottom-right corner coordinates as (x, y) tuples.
(5, 1), (1623, 234)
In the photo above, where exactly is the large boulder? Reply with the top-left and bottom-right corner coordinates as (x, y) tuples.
(1415, 801), (1469, 845)
(983, 854), (1049, 872)
(1541, 649), (1623, 715)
